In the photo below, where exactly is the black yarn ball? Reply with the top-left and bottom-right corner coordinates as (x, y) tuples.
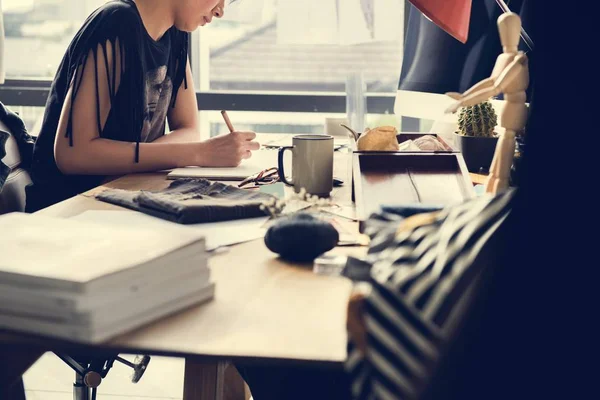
(264, 213), (339, 263)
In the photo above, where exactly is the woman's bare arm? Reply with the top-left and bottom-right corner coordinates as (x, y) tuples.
(154, 60), (201, 144)
(54, 40), (257, 175)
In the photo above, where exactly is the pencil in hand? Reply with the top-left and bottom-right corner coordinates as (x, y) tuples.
(220, 110), (260, 161)
(221, 110), (235, 133)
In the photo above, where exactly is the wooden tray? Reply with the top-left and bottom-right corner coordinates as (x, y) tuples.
(352, 152), (475, 230)
(349, 132), (457, 153)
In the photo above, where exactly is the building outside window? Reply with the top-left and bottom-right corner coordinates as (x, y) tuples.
(1, 0), (409, 137)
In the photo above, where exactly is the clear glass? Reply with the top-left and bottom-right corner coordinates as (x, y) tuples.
(4, 0), (404, 96)
(195, 0), (404, 93)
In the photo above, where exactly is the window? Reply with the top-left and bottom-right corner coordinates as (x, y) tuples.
(2, 105), (44, 134)
(1, 0), (409, 136)
(2, 0), (107, 79)
(195, 0), (404, 93)
(199, 110), (400, 139)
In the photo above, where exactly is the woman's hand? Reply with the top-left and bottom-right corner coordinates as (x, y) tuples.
(194, 131), (261, 167)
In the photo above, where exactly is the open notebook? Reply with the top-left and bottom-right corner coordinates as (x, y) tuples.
(167, 149), (290, 180)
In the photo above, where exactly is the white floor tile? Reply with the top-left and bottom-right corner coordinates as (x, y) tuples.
(24, 352), (184, 399)
(26, 391), (70, 400)
(23, 353), (74, 393)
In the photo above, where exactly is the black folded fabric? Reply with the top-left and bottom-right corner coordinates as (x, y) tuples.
(96, 178), (273, 224)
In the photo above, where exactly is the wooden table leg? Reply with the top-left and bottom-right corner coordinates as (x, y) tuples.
(183, 359), (221, 400)
(223, 363), (249, 400)
(183, 359), (248, 400)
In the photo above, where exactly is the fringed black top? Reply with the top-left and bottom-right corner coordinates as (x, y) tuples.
(26, 0), (189, 212)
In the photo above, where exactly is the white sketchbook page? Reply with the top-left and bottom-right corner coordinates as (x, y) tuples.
(168, 149), (289, 180)
(276, 0), (338, 45)
(72, 210), (269, 251)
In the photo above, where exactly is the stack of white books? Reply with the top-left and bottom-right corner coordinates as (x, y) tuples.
(0, 212), (214, 343)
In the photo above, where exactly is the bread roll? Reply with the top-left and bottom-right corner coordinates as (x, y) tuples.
(356, 126), (399, 151)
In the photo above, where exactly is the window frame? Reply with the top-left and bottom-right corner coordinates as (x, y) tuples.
(0, 2), (409, 115)
(0, 79), (396, 114)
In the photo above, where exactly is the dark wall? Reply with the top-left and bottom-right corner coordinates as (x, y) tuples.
(399, 0), (533, 100)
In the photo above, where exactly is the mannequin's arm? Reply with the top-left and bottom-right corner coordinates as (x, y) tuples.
(445, 56), (526, 113)
(445, 87), (500, 113)
(494, 54), (527, 92)
(446, 77), (495, 101)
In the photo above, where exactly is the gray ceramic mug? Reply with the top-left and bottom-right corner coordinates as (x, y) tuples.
(278, 135), (334, 197)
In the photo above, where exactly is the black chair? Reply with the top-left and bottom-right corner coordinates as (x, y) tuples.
(56, 353), (151, 400)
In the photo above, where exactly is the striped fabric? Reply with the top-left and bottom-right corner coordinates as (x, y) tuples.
(346, 189), (516, 400)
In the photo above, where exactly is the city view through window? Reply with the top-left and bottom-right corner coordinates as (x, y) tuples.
(2, 0), (406, 137)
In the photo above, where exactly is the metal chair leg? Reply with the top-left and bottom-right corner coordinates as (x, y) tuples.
(56, 352), (150, 400)
(56, 354), (102, 400)
(115, 355), (151, 383)
(73, 372), (91, 400)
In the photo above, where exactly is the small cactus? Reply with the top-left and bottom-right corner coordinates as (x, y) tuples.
(457, 101), (498, 138)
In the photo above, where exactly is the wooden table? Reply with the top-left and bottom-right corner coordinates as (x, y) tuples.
(2, 146), (484, 399)
(38, 172), (357, 366)
(1, 153), (362, 400)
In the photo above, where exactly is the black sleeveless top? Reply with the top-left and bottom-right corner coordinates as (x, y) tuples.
(26, 0), (189, 212)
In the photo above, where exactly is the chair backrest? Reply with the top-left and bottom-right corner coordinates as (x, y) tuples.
(0, 120), (33, 214)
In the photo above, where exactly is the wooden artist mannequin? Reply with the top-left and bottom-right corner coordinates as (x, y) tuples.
(445, 12), (529, 194)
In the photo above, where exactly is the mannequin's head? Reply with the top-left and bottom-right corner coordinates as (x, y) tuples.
(497, 12), (521, 53)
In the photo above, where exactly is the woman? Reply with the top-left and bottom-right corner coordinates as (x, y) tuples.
(6, 1), (254, 396)
(25, 0), (258, 212)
